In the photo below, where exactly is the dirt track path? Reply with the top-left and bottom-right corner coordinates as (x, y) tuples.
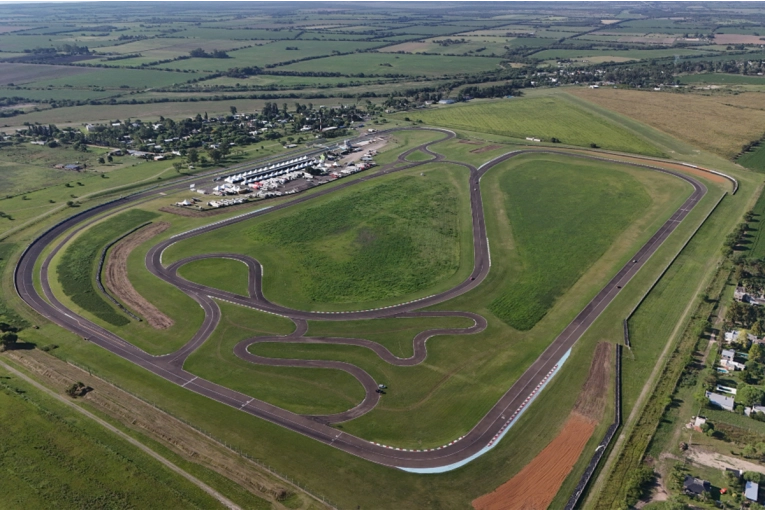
(104, 221), (173, 329)
(0, 358), (241, 510)
(688, 446), (765, 475)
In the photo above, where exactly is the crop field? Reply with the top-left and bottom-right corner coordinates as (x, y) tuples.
(0, 62), (93, 86)
(567, 87), (765, 158)
(57, 209), (158, 326)
(163, 163), (473, 311)
(379, 37), (511, 56)
(487, 155), (652, 330)
(278, 52), (505, 77)
(679, 72), (765, 85)
(156, 40), (386, 72)
(529, 47), (710, 60)
(29, 67), (204, 90)
(0, 367), (222, 510)
(404, 96), (664, 156)
(0, 87), (118, 101)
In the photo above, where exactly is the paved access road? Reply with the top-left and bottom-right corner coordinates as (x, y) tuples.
(16, 127), (728, 470)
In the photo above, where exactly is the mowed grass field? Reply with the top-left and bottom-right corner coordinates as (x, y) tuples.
(178, 258), (250, 296)
(488, 155), (652, 330)
(405, 96), (665, 156)
(164, 162), (474, 311)
(183, 301), (370, 416)
(0, 366), (223, 510)
(567, 87), (765, 158)
(278, 52), (505, 77)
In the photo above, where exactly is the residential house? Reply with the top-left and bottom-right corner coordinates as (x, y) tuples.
(706, 391), (735, 411)
(684, 475), (711, 496)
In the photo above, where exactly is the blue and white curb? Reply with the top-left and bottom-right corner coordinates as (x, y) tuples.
(397, 347), (571, 474)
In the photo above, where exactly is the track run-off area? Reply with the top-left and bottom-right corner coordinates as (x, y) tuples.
(15, 127), (736, 472)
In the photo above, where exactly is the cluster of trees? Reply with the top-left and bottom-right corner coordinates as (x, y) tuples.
(458, 83), (520, 99)
(433, 38), (468, 46)
(733, 257), (765, 300)
(189, 48), (230, 59)
(0, 322), (19, 351)
(722, 220), (751, 257)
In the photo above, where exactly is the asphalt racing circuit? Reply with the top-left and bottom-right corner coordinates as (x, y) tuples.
(15, 128), (735, 472)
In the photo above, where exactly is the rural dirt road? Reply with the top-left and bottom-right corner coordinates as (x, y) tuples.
(688, 446), (765, 475)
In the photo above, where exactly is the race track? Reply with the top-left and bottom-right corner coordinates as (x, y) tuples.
(15, 128), (730, 470)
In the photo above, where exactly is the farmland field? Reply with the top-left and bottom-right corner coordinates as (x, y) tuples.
(567, 87), (765, 158)
(155, 40), (386, 71)
(679, 72), (765, 85)
(404, 96), (664, 156)
(0, 62), (93, 86)
(29, 67), (204, 89)
(278, 52), (505, 77)
(529, 47), (711, 60)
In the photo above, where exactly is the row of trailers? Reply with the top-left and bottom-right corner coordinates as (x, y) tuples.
(216, 154), (316, 187)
